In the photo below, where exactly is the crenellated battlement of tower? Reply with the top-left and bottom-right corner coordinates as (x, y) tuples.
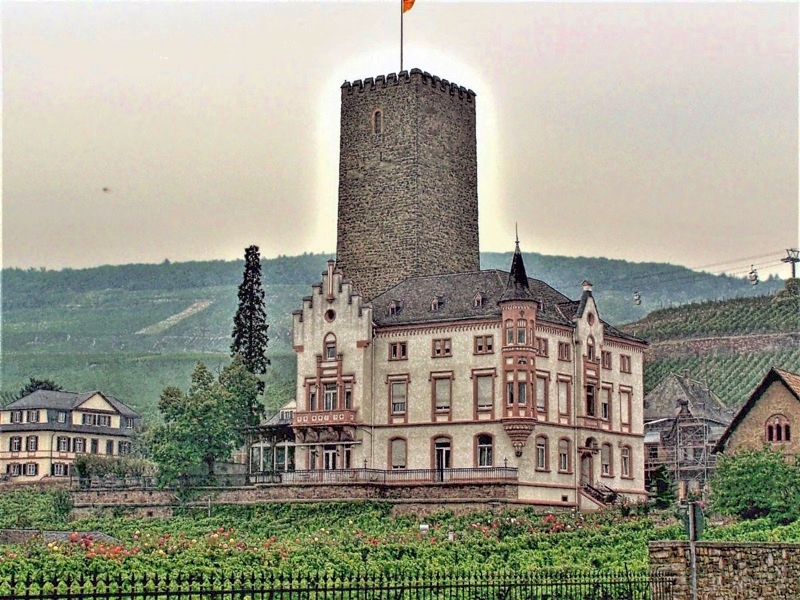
(341, 68), (476, 102)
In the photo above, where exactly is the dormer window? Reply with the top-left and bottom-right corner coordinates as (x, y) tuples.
(373, 110), (383, 134)
(473, 292), (485, 308)
(387, 300), (403, 316)
(430, 296), (445, 312)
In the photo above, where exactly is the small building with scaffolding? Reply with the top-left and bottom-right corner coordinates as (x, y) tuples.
(643, 372), (732, 500)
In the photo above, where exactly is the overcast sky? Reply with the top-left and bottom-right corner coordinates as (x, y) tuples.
(3, 1), (798, 278)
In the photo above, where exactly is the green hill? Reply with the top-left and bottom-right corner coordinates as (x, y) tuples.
(621, 285), (800, 408)
(0, 252), (783, 421)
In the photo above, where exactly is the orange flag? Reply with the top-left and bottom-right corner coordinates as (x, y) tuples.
(402, 0), (415, 13)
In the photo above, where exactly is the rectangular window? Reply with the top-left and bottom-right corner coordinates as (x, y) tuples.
(389, 342), (408, 360)
(26, 436), (38, 452)
(91, 439), (99, 454)
(309, 384), (317, 411)
(27, 410), (40, 423)
(477, 437), (493, 467)
(474, 335), (494, 354)
(620, 355), (632, 373)
(344, 382), (353, 409)
(323, 384), (338, 411)
(118, 441), (132, 456)
(106, 440), (114, 455)
(621, 447), (631, 478)
(558, 380), (570, 415)
(586, 384), (596, 417)
(536, 337), (549, 357)
(125, 417), (135, 429)
(73, 438), (86, 453)
(8, 464), (21, 477)
(434, 378), (451, 412)
(506, 379), (514, 405)
(57, 437), (70, 453)
(648, 446), (659, 459)
(391, 381), (407, 415)
(53, 463), (67, 477)
(601, 387), (611, 421)
(9, 437), (22, 452)
(432, 338), (452, 357)
(558, 342), (571, 361)
(517, 381), (527, 405)
(505, 321), (514, 346)
(620, 390), (631, 425)
(475, 375), (493, 411)
(536, 376), (547, 412)
(601, 351), (612, 370)
(81, 413), (111, 427)
(11, 410), (23, 424)
(391, 439), (407, 469)
(57, 411), (68, 424)
(25, 463), (38, 477)
(516, 320), (527, 345)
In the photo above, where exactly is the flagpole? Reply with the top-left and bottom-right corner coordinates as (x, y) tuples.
(400, 0), (404, 72)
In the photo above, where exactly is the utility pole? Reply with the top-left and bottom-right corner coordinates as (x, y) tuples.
(782, 248), (799, 278)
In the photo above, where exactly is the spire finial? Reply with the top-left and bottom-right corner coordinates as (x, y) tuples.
(515, 223), (519, 247)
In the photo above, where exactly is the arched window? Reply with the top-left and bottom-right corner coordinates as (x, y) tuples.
(766, 415), (791, 443)
(476, 434), (493, 467)
(324, 333), (337, 360)
(601, 443), (613, 476)
(535, 435), (549, 471)
(390, 438), (407, 470)
(373, 110), (383, 134)
(473, 292), (485, 308)
(433, 436), (452, 472)
(558, 439), (571, 473)
(586, 336), (596, 361)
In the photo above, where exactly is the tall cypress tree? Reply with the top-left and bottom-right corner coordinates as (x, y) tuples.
(231, 245), (270, 400)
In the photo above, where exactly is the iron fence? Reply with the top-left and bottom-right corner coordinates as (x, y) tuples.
(0, 568), (674, 600)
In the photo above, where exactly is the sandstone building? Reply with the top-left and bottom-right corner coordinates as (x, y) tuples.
(285, 69), (647, 510)
(714, 366), (800, 458)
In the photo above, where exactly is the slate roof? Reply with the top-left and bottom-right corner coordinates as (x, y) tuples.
(2, 390), (140, 418)
(643, 372), (731, 426)
(499, 242), (535, 303)
(714, 366), (800, 453)
(369, 268), (644, 344)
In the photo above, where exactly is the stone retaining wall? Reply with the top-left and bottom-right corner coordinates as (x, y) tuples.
(649, 540), (800, 600)
(70, 482), (518, 519)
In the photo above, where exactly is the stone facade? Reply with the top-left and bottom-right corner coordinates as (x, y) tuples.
(715, 367), (800, 458)
(290, 259), (648, 511)
(336, 69), (479, 302)
(649, 540), (800, 600)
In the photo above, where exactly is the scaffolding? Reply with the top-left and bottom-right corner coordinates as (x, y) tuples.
(645, 399), (721, 500)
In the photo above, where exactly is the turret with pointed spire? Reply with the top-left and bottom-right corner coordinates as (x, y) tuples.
(500, 236), (535, 303)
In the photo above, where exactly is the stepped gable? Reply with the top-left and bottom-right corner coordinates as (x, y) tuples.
(644, 372), (732, 425)
(371, 270), (572, 327)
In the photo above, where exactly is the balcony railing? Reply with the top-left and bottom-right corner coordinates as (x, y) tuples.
(252, 466), (518, 485)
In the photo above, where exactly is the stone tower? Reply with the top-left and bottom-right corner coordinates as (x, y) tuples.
(335, 68), (480, 301)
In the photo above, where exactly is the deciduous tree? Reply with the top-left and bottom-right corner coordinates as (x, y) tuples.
(147, 358), (260, 485)
(709, 447), (800, 524)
